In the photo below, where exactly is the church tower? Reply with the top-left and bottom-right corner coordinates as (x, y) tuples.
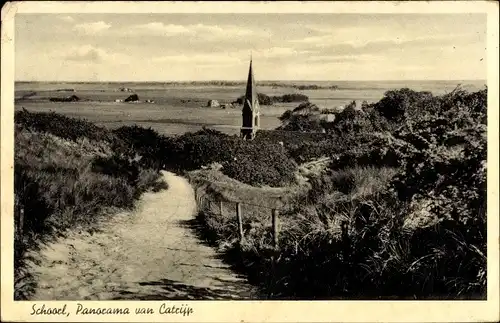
(241, 58), (260, 140)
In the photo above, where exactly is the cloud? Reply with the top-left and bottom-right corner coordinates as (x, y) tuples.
(152, 53), (242, 66)
(58, 45), (130, 64)
(291, 32), (406, 48)
(128, 22), (263, 39)
(289, 30), (484, 60)
(305, 54), (382, 63)
(59, 16), (74, 23)
(198, 24), (257, 39)
(133, 22), (194, 36)
(73, 21), (111, 34)
(291, 21), (485, 53)
(256, 47), (300, 58)
(228, 47), (311, 61)
(151, 47), (311, 68)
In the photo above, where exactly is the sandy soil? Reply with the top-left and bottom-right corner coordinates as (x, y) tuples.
(28, 171), (257, 300)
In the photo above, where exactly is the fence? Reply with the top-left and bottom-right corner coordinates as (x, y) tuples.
(192, 184), (288, 251)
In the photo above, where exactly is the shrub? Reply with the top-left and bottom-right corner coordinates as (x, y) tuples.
(329, 105), (374, 134)
(110, 126), (299, 187)
(278, 103), (324, 132)
(198, 87), (487, 299)
(235, 93), (274, 105)
(14, 164), (54, 238)
(255, 130), (336, 163)
(112, 125), (171, 169)
(287, 136), (355, 163)
(272, 93), (309, 103)
(222, 141), (298, 187)
(235, 92), (309, 105)
(14, 113), (169, 299)
(15, 109), (114, 143)
(49, 95), (80, 102)
(255, 130), (330, 146)
(91, 153), (141, 188)
(373, 88), (435, 122)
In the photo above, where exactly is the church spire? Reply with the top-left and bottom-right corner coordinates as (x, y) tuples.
(245, 56), (257, 109)
(241, 57), (260, 140)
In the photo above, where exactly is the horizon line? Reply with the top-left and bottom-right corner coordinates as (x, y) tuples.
(15, 79), (487, 83)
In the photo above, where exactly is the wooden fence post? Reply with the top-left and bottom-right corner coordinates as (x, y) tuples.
(272, 209), (279, 250)
(236, 202), (244, 243)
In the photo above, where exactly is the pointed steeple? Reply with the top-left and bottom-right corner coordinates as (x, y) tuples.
(244, 57), (257, 110)
(241, 57), (260, 140)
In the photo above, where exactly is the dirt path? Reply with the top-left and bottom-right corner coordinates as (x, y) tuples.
(29, 171), (257, 300)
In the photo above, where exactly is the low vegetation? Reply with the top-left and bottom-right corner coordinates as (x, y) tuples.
(14, 84), (487, 300)
(49, 95), (81, 102)
(197, 86), (487, 299)
(264, 82), (339, 90)
(14, 110), (168, 300)
(112, 126), (298, 187)
(158, 80), (338, 90)
(234, 93), (309, 106)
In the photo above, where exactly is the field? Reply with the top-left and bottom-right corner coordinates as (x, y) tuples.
(15, 80), (484, 136)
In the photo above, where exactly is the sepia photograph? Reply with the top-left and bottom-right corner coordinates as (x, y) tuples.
(1, 1), (499, 322)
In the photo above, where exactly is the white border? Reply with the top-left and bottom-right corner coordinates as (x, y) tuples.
(1, 1), (499, 322)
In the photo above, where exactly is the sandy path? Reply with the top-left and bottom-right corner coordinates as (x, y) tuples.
(29, 171), (257, 300)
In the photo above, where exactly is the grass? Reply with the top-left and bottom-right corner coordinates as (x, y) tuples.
(190, 166), (390, 292)
(13, 84), (487, 300)
(309, 166), (399, 200)
(14, 113), (168, 300)
(196, 163), (485, 299)
(15, 81), (439, 137)
(187, 168), (305, 211)
(191, 87), (487, 299)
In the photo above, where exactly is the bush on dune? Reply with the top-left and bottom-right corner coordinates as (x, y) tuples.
(115, 127), (299, 187)
(14, 117), (168, 242)
(112, 125), (172, 170)
(296, 87), (486, 298)
(198, 86), (487, 299)
(328, 104), (377, 135)
(14, 130), (147, 238)
(14, 143), (139, 299)
(15, 109), (115, 143)
(14, 85), (486, 300)
(272, 93), (309, 103)
(14, 111), (169, 300)
(235, 93), (275, 105)
(277, 102), (325, 132)
(168, 128), (237, 171)
(373, 88), (435, 122)
(168, 129), (297, 187)
(235, 93), (309, 106)
(254, 129), (330, 146)
(222, 141), (298, 187)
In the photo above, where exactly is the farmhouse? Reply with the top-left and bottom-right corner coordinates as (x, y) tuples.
(240, 58), (260, 140)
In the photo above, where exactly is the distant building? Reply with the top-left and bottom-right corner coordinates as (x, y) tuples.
(207, 99), (220, 108)
(241, 58), (260, 140)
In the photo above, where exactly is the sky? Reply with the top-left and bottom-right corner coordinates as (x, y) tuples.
(15, 13), (487, 82)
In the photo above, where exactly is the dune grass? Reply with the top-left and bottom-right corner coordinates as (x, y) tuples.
(196, 163), (485, 299)
(193, 87), (487, 299)
(13, 86), (486, 300)
(14, 112), (168, 300)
